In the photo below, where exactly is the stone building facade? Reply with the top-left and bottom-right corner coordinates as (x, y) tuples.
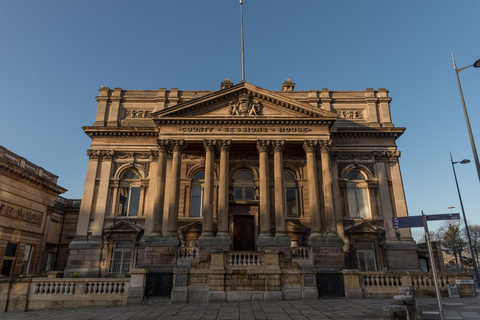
(0, 146), (68, 277)
(65, 79), (418, 300)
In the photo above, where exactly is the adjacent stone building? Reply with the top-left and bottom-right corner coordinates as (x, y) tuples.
(65, 79), (418, 300)
(0, 146), (69, 277)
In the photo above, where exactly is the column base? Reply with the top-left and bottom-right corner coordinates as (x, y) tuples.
(215, 234), (232, 247)
(197, 234), (216, 247)
(65, 239), (103, 277)
(384, 240), (420, 271)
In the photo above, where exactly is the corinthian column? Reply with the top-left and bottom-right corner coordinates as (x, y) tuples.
(151, 140), (169, 236)
(216, 140), (231, 245)
(257, 140), (272, 241)
(272, 140), (287, 237)
(374, 151), (397, 242)
(319, 140), (338, 238)
(166, 140), (184, 244)
(303, 140), (322, 240)
(198, 139), (216, 245)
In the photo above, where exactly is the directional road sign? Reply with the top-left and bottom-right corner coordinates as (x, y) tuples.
(393, 213), (460, 229)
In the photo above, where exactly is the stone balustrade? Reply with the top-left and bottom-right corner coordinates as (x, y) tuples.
(178, 246), (197, 259)
(291, 247), (310, 260)
(343, 271), (474, 299)
(0, 145), (58, 183)
(0, 278), (130, 312)
(226, 252), (263, 266)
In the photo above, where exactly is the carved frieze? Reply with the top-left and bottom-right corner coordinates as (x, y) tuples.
(337, 110), (364, 120)
(230, 92), (263, 116)
(0, 202), (43, 225)
(330, 152), (373, 161)
(373, 150), (401, 162)
(125, 110), (153, 119)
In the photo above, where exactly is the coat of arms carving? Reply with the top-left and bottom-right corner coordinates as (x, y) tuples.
(230, 92), (262, 116)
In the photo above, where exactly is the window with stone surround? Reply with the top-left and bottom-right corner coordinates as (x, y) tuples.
(118, 169), (142, 217)
(110, 241), (132, 276)
(190, 170), (205, 218)
(233, 170), (255, 201)
(356, 242), (377, 271)
(284, 171), (299, 218)
(346, 170), (371, 219)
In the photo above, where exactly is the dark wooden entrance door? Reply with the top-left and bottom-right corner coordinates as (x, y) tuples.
(233, 215), (255, 251)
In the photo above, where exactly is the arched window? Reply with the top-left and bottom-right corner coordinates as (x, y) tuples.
(190, 170), (205, 217)
(118, 169), (142, 217)
(233, 170), (255, 201)
(346, 170), (371, 218)
(284, 171), (299, 218)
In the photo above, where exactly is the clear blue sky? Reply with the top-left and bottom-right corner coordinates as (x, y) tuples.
(1, 1), (479, 227)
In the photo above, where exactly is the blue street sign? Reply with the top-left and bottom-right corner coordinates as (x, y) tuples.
(392, 216), (424, 229)
(426, 213), (460, 221)
(392, 213), (461, 229)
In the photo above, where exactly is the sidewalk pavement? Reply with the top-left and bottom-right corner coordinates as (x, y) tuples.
(2, 297), (480, 320)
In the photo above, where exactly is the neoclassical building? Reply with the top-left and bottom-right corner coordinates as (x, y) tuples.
(66, 79), (418, 300)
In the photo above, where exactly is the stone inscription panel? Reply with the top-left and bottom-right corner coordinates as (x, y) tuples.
(303, 274), (315, 287)
(0, 201), (43, 225)
(177, 127), (312, 133)
(175, 274), (187, 286)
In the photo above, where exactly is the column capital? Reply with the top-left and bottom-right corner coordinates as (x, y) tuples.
(170, 139), (185, 153)
(302, 140), (318, 154)
(256, 140), (271, 153)
(272, 140), (285, 153)
(157, 139), (170, 153)
(203, 139), (217, 152)
(217, 139), (232, 152)
(87, 149), (101, 160)
(149, 150), (159, 160)
(318, 139), (332, 152)
(87, 149), (115, 160)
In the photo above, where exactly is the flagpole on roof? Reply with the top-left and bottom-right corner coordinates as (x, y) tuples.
(240, 0), (245, 82)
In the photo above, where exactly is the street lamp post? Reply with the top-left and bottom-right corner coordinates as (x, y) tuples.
(450, 152), (480, 287)
(451, 52), (480, 184)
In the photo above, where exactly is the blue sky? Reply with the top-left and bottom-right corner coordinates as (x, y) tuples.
(1, 1), (479, 228)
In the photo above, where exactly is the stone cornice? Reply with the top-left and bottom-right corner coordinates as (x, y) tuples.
(330, 127), (405, 140)
(83, 126), (158, 138)
(153, 118), (335, 127)
(0, 159), (67, 195)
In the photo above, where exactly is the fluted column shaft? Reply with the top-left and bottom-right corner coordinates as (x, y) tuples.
(166, 140), (184, 237)
(273, 140), (287, 237)
(201, 140), (216, 237)
(257, 140), (272, 238)
(304, 141), (322, 238)
(217, 140), (231, 238)
(152, 140), (169, 235)
(375, 157), (397, 241)
(319, 140), (337, 236)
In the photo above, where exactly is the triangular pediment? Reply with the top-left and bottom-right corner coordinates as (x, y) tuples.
(104, 220), (143, 234)
(152, 82), (338, 120)
(344, 221), (384, 235)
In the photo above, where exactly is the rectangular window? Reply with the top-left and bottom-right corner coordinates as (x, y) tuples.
(118, 187), (141, 217)
(244, 187), (255, 200)
(347, 187), (371, 218)
(110, 241), (132, 276)
(21, 245), (34, 275)
(1, 260), (13, 277)
(45, 252), (54, 272)
(286, 187), (298, 218)
(357, 243), (377, 271)
(5, 242), (17, 257)
(190, 187), (203, 217)
(233, 187), (255, 201)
